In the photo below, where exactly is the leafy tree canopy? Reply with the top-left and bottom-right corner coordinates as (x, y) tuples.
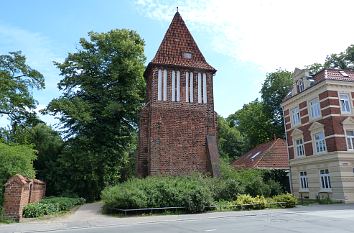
(217, 115), (245, 161)
(260, 69), (292, 138)
(307, 44), (354, 73)
(228, 99), (273, 150)
(0, 51), (44, 125)
(46, 29), (146, 201)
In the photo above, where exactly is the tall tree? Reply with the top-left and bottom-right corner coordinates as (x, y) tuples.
(307, 44), (354, 73)
(260, 69), (292, 138)
(46, 29), (146, 200)
(0, 51), (44, 127)
(228, 99), (273, 149)
(217, 115), (245, 161)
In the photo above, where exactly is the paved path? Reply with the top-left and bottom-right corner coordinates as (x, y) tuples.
(1, 203), (354, 233)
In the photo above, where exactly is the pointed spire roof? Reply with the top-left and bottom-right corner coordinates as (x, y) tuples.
(146, 12), (216, 75)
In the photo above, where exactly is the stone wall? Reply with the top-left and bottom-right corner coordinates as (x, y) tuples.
(3, 174), (45, 221)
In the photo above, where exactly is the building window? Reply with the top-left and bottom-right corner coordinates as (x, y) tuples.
(314, 131), (326, 154)
(346, 130), (354, 150)
(202, 73), (207, 104)
(295, 138), (305, 157)
(182, 52), (192, 59)
(299, 171), (309, 190)
(163, 69), (167, 101)
(320, 169), (331, 190)
(157, 69), (162, 101)
(339, 93), (351, 113)
(291, 107), (300, 126)
(309, 98), (321, 119)
(197, 73), (202, 103)
(171, 71), (180, 102)
(297, 79), (304, 93)
(185, 72), (193, 103)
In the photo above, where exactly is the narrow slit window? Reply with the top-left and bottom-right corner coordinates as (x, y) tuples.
(189, 72), (193, 102)
(185, 72), (189, 102)
(163, 69), (167, 101)
(176, 71), (180, 101)
(203, 73), (207, 104)
(157, 69), (162, 101)
(171, 71), (175, 102)
(198, 73), (202, 103)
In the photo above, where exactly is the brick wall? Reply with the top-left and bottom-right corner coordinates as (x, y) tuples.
(137, 66), (218, 176)
(3, 174), (45, 221)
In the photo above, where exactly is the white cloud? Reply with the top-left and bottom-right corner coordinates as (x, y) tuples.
(134, 0), (354, 72)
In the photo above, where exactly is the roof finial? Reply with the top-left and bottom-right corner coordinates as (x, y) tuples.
(176, 6), (179, 12)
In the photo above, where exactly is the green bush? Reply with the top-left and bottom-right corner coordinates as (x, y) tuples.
(235, 194), (254, 206)
(102, 176), (213, 213)
(272, 193), (297, 208)
(0, 143), (36, 205)
(211, 178), (245, 201)
(23, 197), (85, 218)
(252, 195), (268, 209)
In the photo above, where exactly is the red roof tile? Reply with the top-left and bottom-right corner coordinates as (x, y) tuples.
(314, 69), (354, 82)
(145, 12), (216, 76)
(232, 139), (289, 170)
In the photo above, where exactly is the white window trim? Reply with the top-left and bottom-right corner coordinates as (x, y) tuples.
(176, 71), (180, 102)
(197, 73), (202, 103)
(163, 69), (167, 101)
(171, 70), (175, 102)
(312, 131), (327, 155)
(291, 107), (301, 127)
(309, 98), (321, 119)
(185, 72), (189, 102)
(294, 137), (305, 158)
(189, 72), (193, 102)
(299, 171), (309, 192)
(319, 169), (332, 191)
(339, 93), (351, 114)
(202, 73), (207, 104)
(345, 129), (354, 151)
(157, 69), (162, 101)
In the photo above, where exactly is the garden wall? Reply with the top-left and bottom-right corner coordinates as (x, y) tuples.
(3, 174), (45, 221)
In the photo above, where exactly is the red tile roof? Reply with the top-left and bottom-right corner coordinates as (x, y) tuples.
(145, 12), (216, 76)
(232, 138), (289, 170)
(314, 69), (354, 82)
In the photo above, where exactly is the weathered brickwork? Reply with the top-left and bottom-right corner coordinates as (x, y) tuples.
(3, 175), (45, 221)
(137, 12), (219, 177)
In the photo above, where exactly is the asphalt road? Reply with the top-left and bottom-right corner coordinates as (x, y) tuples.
(2, 203), (354, 233)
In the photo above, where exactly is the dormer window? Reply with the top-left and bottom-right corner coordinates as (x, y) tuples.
(182, 52), (192, 59)
(297, 79), (305, 93)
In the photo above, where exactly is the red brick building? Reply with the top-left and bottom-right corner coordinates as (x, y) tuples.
(282, 68), (354, 202)
(232, 138), (289, 170)
(136, 12), (220, 177)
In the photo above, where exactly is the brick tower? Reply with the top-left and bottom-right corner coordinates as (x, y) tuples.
(137, 11), (220, 177)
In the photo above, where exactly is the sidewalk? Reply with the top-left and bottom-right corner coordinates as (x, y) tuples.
(1, 203), (353, 233)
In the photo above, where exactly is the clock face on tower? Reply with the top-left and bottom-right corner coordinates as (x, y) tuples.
(136, 11), (220, 177)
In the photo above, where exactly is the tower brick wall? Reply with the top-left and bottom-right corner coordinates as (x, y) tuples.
(136, 12), (220, 177)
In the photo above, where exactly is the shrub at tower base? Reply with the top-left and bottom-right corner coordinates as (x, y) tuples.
(101, 162), (292, 214)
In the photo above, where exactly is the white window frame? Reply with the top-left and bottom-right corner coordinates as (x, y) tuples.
(171, 70), (175, 102)
(294, 137), (305, 157)
(197, 73), (202, 103)
(339, 93), (351, 114)
(313, 131), (327, 154)
(291, 107), (301, 126)
(297, 79), (305, 92)
(202, 73), (207, 104)
(309, 98), (321, 119)
(185, 72), (189, 102)
(163, 69), (167, 101)
(346, 129), (354, 150)
(299, 171), (309, 191)
(176, 71), (180, 102)
(319, 169), (331, 191)
(157, 69), (162, 101)
(189, 72), (193, 102)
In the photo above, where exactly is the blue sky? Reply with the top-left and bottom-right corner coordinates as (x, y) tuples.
(1, 0), (353, 127)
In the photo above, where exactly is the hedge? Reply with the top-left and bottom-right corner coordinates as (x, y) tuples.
(23, 197), (85, 218)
